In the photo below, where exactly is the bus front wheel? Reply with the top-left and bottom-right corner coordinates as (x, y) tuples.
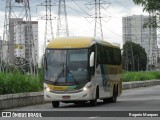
(90, 87), (99, 106)
(90, 99), (97, 106)
(52, 101), (60, 108)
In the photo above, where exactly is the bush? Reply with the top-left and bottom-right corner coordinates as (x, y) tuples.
(123, 71), (160, 82)
(0, 71), (43, 95)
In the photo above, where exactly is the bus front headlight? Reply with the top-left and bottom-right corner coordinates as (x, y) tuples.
(46, 87), (50, 92)
(83, 87), (87, 91)
(83, 82), (92, 91)
(44, 84), (51, 92)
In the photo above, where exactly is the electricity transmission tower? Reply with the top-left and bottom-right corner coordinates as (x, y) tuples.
(37, 0), (55, 52)
(94, 0), (103, 39)
(146, 12), (158, 70)
(1, 0), (37, 75)
(124, 42), (135, 71)
(56, 0), (69, 37)
(85, 0), (110, 40)
(124, 16), (135, 71)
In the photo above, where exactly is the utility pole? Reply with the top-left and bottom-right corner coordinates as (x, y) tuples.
(1, 0), (37, 76)
(37, 0), (55, 53)
(56, 0), (69, 37)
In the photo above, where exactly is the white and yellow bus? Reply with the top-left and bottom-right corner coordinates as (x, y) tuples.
(44, 37), (122, 108)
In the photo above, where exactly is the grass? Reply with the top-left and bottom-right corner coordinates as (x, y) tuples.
(0, 71), (43, 95)
(123, 71), (160, 82)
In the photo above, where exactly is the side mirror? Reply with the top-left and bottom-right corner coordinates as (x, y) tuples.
(90, 52), (94, 67)
(42, 54), (47, 70)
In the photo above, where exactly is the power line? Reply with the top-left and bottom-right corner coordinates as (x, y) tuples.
(114, 0), (132, 10)
(71, 0), (91, 16)
(67, 5), (87, 16)
(0, 8), (5, 11)
(66, 0), (121, 39)
(99, 21), (122, 37)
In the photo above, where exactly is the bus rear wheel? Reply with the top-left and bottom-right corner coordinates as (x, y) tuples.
(52, 101), (60, 108)
(103, 98), (110, 103)
(110, 87), (117, 103)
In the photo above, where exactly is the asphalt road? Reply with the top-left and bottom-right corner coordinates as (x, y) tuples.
(1, 85), (160, 120)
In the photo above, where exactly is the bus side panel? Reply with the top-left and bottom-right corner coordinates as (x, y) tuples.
(94, 64), (111, 99)
(93, 64), (122, 100)
(106, 65), (122, 97)
(118, 65), (123, 96)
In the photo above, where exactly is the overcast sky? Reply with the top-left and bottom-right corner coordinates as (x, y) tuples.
(0, 0), (149, 58)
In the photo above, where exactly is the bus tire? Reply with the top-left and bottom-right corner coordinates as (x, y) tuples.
(116, 85), (118, 97)
(52, 101), (60, 108)
(90, 99), (97, 106)
(103, 98), (110, 103)
(90, 87), (99, 106)
(110, 87), (117, 103)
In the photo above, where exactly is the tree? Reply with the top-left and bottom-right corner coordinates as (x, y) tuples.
(122, 41), (147, 71)
(133, 0), (159, 71)
(133, 0), (160, 12)
(133, 0), (160, 28)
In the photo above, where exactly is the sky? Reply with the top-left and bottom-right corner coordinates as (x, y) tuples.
(0, 0), (149, 60)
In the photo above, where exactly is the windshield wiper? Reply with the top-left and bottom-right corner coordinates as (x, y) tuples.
(55, 63), (65, 84)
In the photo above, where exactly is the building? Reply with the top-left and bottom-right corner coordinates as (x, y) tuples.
(9, 18), (23, 60)
(8, 18), (38, 64)
(1, 37), (8, 62)
(0, 37), (2, 59)
(122, 15), (158, 68)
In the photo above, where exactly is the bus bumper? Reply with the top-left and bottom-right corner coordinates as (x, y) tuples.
(44, 89), (92, 102)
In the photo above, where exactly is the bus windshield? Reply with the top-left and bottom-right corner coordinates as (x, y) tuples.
(45, 49), (89, 85)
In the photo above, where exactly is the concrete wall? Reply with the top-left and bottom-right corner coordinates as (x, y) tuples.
(0, 80), (160, 110)
(122, 80), (160, 89)
(0, 92), (44, 110)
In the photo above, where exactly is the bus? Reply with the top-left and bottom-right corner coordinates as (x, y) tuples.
(44, 37), (122, 108)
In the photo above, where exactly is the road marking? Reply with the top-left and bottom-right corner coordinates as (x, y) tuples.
(120, 97), (160, 101)
(88, 117), (99, 119)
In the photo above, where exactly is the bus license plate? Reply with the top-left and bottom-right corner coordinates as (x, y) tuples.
(62, 96), (70, 99)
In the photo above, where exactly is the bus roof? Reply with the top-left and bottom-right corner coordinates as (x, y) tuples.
(47, 37), (119, 49)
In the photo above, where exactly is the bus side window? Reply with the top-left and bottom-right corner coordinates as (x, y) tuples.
(96, 65), (101, 74)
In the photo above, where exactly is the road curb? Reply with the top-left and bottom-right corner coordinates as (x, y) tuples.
(0, 80), (160, 110)
(122, 79), (160, 90)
